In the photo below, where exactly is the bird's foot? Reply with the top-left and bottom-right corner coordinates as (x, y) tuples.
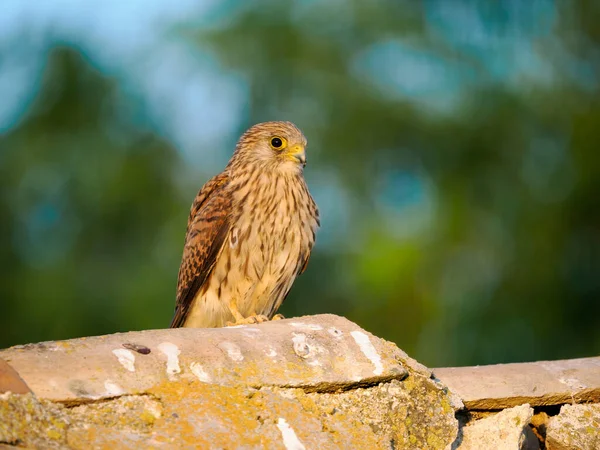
(271, 314), (285, 321)
(226, 314), (269, 326)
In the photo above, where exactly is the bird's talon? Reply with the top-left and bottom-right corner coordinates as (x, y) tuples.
(272, 314), (285, 321)
(227, 315), (269, 326)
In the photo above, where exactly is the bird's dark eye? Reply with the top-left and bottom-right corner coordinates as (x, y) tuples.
(269, 135), (288, 150)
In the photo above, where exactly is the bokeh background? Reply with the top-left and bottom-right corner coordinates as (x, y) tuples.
(1, 0), (599, 367)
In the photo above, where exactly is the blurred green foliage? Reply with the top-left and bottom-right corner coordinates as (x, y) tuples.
(1, 1), (599, 366)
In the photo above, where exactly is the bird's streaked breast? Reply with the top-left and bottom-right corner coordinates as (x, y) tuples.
(225, 167), (318, 317)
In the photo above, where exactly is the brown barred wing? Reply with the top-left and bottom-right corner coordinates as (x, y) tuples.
(170, 172), (231, 328)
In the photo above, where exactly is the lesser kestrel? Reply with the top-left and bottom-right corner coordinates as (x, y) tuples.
(170, 121), (319, 328)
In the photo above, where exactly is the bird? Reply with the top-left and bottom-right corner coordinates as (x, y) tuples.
(170, 121), (319, 328)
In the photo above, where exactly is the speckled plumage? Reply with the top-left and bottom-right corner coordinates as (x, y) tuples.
(171, 121), (319, 328)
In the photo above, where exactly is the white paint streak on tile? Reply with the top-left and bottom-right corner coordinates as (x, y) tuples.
(104, 380), (124, 396)
(277, 418), (306, 450)
(290, 322), (323, 331)
(292, 333), (327, 362)
(292, 333), (311, 358)
(158, 342), (181, 379)
(226, 325), (246, 329)
(558, 377), (586, 390)
(351, 331), (384, 376)
(189, 362), (212, 383)
(112, 348), (136, 372)
(241, 328), (262, 338)
(219, 342), (244, 362)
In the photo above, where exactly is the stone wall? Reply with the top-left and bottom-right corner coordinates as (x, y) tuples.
(0, 314), (598, 449)
(435, 359), (600, 449)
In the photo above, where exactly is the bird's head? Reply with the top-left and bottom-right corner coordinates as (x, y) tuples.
(230, 121), (308, 174)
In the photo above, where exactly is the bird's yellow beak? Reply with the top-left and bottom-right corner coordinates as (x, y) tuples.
(288, 144), (306, 167)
